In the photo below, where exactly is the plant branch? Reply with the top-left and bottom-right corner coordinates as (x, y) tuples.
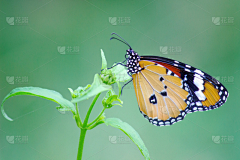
(77, 93), (101, 160)
(82, 93), (101, 127)
(75, 103), (83, 128)
(87, 108), (105, 127)
(88, 121), (104, 130)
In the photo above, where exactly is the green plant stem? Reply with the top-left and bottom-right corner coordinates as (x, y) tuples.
(77, 128), (87, 160)
(82, 93), (101, 127)
(77, 93), (101, 160)
(87, 108), (105, 127)
(75, 103), (82, 127)
(88, 121), (104, 130)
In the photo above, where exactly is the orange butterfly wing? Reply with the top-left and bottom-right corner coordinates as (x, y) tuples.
(132, 60), (190, 126)
(132, 59), (228, 126)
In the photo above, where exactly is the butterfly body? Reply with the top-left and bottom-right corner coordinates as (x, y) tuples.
(126, 49), (141, 74)
(111, 33), (228, 127)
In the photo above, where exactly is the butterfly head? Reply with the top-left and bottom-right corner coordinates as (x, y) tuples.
(110, 33), (142, 74)
(126, 49), (141, 74)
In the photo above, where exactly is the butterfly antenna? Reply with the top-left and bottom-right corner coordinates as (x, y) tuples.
(110, 32), (132, 49)
(110, 37), (132, 49)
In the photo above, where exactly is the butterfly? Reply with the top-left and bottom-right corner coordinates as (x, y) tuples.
(110, 33), (229, 126)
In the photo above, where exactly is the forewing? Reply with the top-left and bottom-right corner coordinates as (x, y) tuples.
(132, 60), (191, 126)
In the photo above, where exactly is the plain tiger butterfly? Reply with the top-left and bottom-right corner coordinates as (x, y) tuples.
(110, 33), (229, 126)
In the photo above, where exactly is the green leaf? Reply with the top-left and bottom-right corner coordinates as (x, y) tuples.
(104, 118), (150, 160)
(68, 88), (74, 97)
(111, 63), (132, 82)
(101, 49), (107, 70)
(71, 74), (112, 103)
(116, 81), (122, 97)
(100, 69), (116, 85)
(100, 49), (130, 85)
(68, 84), (91, 99)
(1, 87), (76, 121)
(106, 95), (122, 105)
(56, 106), (72, 112)
(102, 90), (122, 109)
(112, 103), (122, 107)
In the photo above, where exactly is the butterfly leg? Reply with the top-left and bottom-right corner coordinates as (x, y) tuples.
(101, 59), (127, 71)
(120, 72), (133, 95)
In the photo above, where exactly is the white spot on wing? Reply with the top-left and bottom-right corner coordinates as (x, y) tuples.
(184, 76), (187, 81)
(219, 91), (222, 96)
(195, 90), (206, 101)
(194, 76), (204, 91)
(223, 96), (226, 101)
(195, 74), (203, 79)
(167, 70), (172, 75)
(195, 69), (204, 76)
(185, 68), (191, 72)
(196, 101), (202, 106)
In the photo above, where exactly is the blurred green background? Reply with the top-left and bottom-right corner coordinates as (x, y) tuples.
(0, 0), (240, 159)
